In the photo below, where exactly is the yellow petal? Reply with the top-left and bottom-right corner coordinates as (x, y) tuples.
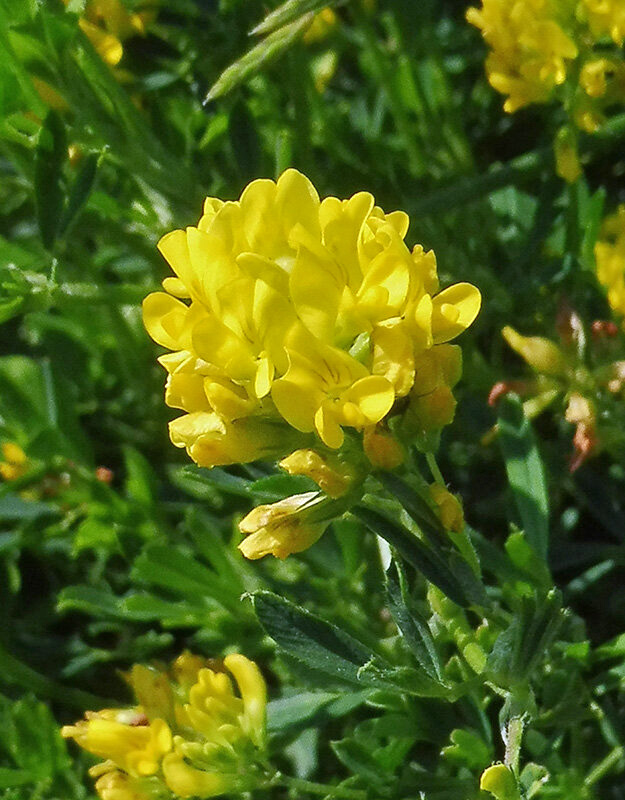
(192, 316), (254, 382)
(142, 292), (191, 350)
(224, 654), (266, 747)
(276, 169), (321, 241)
(271, 365), (321, 434)
(372, 325), (415, 396)
(158, 230), (196, 298)
(343, 375), (395, 423)
(432, 283), (481, 343)
(162, 752), (231, 799)
(315, 403), (344, 449)
(254, 356), (274, 399)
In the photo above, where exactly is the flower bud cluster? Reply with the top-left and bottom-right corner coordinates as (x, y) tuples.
(467, 0), (625, 138)
(62, 653), (267, 800)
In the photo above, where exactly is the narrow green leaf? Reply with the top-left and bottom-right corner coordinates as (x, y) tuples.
(34, 111), (66, 249)
(0, 768), (33, 788)
(353, 505), (470, 607)
(385, 561), (443, 681)
(58, 151), (99, 237)
(251, 0), (339, 36)
(205, 15), (314, 103)
(498, 395), (549, 560)
(267, 692), (339, 732)
(252, 591), (377, 687)
(131, 544), (233, 606)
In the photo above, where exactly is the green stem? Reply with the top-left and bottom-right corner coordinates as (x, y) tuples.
(426, 452), (445, 486)
(277, 774), (368, 799)
(584, 746), (625, 788)
(52, 282), (155, 305)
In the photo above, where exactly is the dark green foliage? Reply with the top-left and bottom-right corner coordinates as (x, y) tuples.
(1, 1), (625, 798)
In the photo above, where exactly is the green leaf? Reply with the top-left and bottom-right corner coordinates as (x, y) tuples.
(58, 151), (99, 237)
(480, 764), (522, 800)
(252, 591), (378, 687)
(205, 15), (314, 102)
(123, 445), (157, 507)
(131, 544), (233, 607)
(353, 505), (472, 607)
(498, 395), (549, 561)
(385, 561), (443, 681)
(34, 111), (66, 250)
(441, 728), (492, 770)
(251, 0), (339, 35)
(330, 738), (389, 785)
(267, 692), (339, 732)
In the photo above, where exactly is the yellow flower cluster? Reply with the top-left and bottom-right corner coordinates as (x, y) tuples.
(0, 442), (28, 482)
(467, 0), (625, 131)
(595, 205), (625, 322)
(466, 0), (578, 113)
(143, 169), (481, 471)
(62, 652), (267, 800)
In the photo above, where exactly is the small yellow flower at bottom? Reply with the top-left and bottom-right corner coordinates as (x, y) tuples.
(63, 652), (267, 800)
(62, 713), (172, 777)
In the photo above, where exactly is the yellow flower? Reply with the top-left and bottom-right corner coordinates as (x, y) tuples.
(161, 752), (233, 798)
(467, 0), (578, 112)
(62, 712), (172, 777)
(144, 169), (480, 466)
(362, 426), (404, 469)
(502, 325), (568, 375)
(581, 0), (625, 45)
(595, 205), (625, 322)
(279, 449), (358, 497)
(168, 411), (306, 468)
(63, 0), (156, 68)
(63, 652), (267, 800)
(91, 769), (153, 800)
(0, 442), (28, 482)
(554, 127), (581, 183)
(429, 484), (465, 533)
(271, 333), (395, 449)
(238, 491), (331, 559)
(303, 7), (338, 44)
(405, 344), (464, 436)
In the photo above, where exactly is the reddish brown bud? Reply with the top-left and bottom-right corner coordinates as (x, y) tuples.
(95, 466), (114, 484)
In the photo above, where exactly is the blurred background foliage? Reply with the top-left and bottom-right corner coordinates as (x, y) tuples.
(1, 0), (625, 798)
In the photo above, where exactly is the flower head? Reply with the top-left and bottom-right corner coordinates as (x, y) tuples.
(62, 652), (267, 800)
(467, 0), (578, 113)
(144, 170), (480, 468)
